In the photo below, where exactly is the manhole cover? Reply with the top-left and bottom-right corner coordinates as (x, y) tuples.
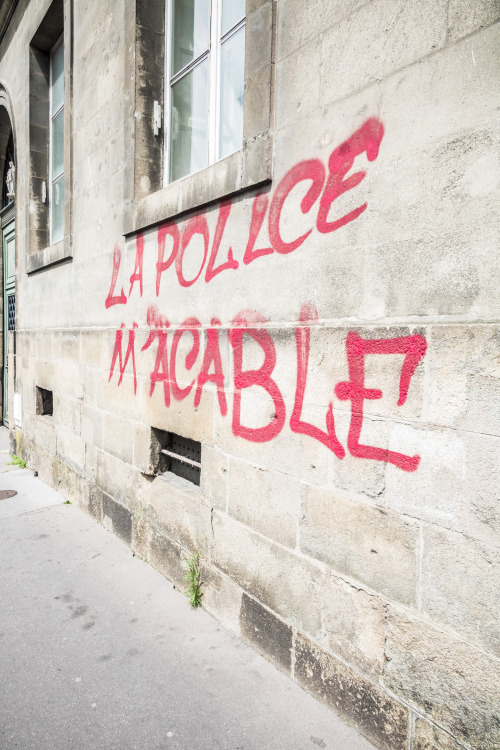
(0, 490), (17, 500)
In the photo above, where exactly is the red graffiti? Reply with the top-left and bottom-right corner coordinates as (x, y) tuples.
(108, 306), (426, 472)
(112, 118), (384, 303)
(335, 332), (427, 471)
(105, 245), (127, 308)
(229, 312), (286, 443)
(108, 323), (138, 393)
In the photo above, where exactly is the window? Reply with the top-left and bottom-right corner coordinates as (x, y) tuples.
(166, 0), (246, 183)
(27, 0), (72, 273)
(49, 36), (64, 244)
(124, 0), (274, 235)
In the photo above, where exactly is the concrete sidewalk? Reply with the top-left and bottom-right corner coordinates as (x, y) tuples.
(0, 427), (376, 750)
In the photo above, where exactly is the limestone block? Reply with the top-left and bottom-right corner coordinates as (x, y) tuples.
(320, 0), (447, 105)
(300, 486), (419, 607)
(131, 514), (149, 560)
(275, 36), (321, 130)
(80, 329), (103, 370)
(448, 0), (500, 41)
(33, 415), (56, 455)
(53, 395), (81, 434)
(414, 718), (471, 750)
(383, 610), (500, 748)
(142, 376), (215, 445)
(380, 24), (500, 157)
(80, 405), (103, 448)
(200, 563), (243, 635)
(427, 325), (500, 435)
(212, 512), (323, 637)
(56, 428), (86, 474)
(277, 0), (364, 60)
(95, 448), (140, 506)
(200, 445), (228, 512)
(35, 330), (54, 361)
(386, 425), (500, 548)
(295, 634), (409, 750)
(331, 411), (388, 499)
(321, 574), (385, 679)
(102, 492), (132, 547)
(102, 413), (134, 465)
(227, 457), (300, 548)
(240, 594), (293, 675)
(422, 525), (500, 657)
(213, 391), (330, 486)
(142, 474), (212, 556)
(59, 330), (80, 362)
(133, 423), (153, 473)
(149, 530), (185, 589)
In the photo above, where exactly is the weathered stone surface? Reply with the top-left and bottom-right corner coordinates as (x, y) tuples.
(321, 574), (385, 679)
(295, 634), (409, 750)
(386, 426), (500, 548)
(102, 493), (132, 547)
(142, 474), (212, 555)
(227, 457), (300, 548)
(421, 525), (500, 657)
(320, 0), (447, 105)
(427, 326), (500, 436)
(414, 718), (469, 750)
(448, 0), (500, 41)
(240, 594), (292, 675)
(213, 512), (323, 637)
(300, 486), (419, 607)
(384, 611), (500, 748)
(149, 531), (185, 589)
(200, 445), (228, 512)
(199, 564), (243, 635)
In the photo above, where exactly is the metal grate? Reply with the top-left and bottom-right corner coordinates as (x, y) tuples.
(156, 431), (201, 486)
(7, 293), (15, 331)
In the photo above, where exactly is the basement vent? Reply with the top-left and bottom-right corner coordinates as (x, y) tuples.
(152, 429), (201, 486)
(36, 386), (53, 416)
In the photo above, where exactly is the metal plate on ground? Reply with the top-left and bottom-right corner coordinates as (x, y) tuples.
(0, 490), (17, 500)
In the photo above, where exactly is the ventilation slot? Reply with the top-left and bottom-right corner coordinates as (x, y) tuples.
(152, 429), (201, 486)
(36, 386), (53, 416)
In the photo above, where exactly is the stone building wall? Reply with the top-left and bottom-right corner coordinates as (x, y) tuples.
(1, 2), (499, 749)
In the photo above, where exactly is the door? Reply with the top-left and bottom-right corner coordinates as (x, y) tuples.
(2, 218), (14, 426)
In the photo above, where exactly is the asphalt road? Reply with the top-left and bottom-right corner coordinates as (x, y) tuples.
(0, 429), (375, 750)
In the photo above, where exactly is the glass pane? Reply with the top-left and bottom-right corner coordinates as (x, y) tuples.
(51, 108), (64, 179)
(170, 61), (208, 182)
(51, 175), (64, 244)
(221, 0), (245, 36)
(219, 26), (245, 160)
(171, 0), (209, 76)
(51, 40), (64, 113)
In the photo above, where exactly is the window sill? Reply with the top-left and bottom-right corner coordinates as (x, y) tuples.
(26, 237), (72, 273)
(123, 132), (272, 237)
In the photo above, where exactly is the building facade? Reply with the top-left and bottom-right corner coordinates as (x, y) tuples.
(1, 1), (499, 748)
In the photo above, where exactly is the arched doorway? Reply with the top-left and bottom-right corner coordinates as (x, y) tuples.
(0, 86), (16, 427)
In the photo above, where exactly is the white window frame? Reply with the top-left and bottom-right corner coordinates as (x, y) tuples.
(49, 33), (64, 245)
(164, 0), (246, 186)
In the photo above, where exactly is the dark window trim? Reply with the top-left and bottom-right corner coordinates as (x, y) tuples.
(123, 0), (275, 237)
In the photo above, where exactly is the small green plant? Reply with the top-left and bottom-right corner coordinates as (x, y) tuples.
(64, 500), (72, 505)
(183, 552), (203, 608)
(8, 454), (27, 469)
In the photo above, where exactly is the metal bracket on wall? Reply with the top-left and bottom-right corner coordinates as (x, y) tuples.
(153, 100), (162, 136)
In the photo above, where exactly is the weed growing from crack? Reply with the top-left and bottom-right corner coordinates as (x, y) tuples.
(8, 454), (27, 469)
(183, 552), (203, 608)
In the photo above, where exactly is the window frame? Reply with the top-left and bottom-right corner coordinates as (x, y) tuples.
(123, 0), (274, 238)
(49, 33), (64, 246)
(27, 0), (73, 274)
(164, 0), (246, 185)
